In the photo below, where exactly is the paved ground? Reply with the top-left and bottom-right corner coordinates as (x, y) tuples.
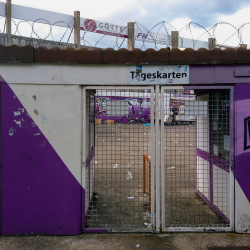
(0, 233), (250, 250)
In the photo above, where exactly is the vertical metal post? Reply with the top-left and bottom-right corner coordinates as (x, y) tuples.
(208, 38), (216, 49)
(155, 85), (160, 232)
(160, 87), (165, 230)
(150, 87), (155, 230)
(171, 31), (178, 48)
(229, 87), (235, 231)
(127, 22), (134, 51)
(74, 11), (80, 50)
(6, 0), (12, 46)
(82, 87), (86, 188)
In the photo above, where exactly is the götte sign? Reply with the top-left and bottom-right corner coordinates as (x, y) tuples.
(80, 19), (128, 38)
(128, 65), (189, 85)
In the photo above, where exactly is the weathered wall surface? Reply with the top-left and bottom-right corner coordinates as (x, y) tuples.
(1, 79), (82, 235)
(235, 83), (250, 233)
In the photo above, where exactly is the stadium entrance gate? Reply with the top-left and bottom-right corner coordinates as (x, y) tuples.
(82, 86), (234, 233)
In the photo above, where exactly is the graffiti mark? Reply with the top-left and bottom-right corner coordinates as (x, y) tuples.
(244, 116), (250, 150)
(34, 109), (39, 115)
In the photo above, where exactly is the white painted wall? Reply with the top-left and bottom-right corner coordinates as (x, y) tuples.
(197, 156), (210, 199)
(235, 179), (250, 233)
(9, 84), (82, 184)
(212, 165), (230, 219)
(0, 64), (128, 86)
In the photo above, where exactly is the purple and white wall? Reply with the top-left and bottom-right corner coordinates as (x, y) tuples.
(0, 64), (250, 234)
(1, 79), (82, 235)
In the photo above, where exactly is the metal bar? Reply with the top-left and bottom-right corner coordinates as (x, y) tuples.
(150, 87), (155, 230)
(82, 87), (87, 188)
(229, 86), (235, 231)
(160, 86), (165, 230)
(155, 85), (160, 232)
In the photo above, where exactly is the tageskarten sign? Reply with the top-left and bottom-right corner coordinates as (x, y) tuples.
(128, 65), (189, 85)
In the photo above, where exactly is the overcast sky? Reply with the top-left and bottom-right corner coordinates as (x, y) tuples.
(1, 0), (250, 48)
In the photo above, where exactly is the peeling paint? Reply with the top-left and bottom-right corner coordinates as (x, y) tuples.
(13, 120), (21, 127)
(238, 214), (250, 233)
(9, 127), (14, 136)
(18, 108), (25, 113)
(34, 109), (39, 115)
(14, 111), (21, 116)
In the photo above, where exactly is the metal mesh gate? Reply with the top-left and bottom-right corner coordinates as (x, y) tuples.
(83, 86), (234, 232)
(83, 87), (155, 232)
(160, 87), (233, 231)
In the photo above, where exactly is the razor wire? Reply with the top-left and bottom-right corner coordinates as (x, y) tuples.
(0, 17), (250, 50)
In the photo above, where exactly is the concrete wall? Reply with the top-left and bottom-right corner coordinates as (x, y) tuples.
(0, 64), (250, 234)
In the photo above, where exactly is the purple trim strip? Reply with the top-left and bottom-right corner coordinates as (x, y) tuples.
(195, 116), (197, 191)
(196, 148), (230, 173)
(0, 84), (2, 235)
(197, 190), (230, 225)
(86, 148), (95, 169)
(82, 187), (85, 232)
(211, 155), (230, 172)
(196, 148), (210, 162)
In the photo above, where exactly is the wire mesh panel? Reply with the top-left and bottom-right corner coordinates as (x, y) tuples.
(84, 88), (154, 232)
(161, 87), (232, 231)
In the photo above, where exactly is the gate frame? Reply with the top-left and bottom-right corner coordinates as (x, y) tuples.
(160, 85), (235, 232)
(82, 86), (156, 232)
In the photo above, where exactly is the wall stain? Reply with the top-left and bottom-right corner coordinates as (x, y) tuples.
(33, 95), (36, 101)
(34, 109), (39, 115)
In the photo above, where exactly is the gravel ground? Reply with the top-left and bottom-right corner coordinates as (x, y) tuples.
(86, 123), (229, 231)
(0, 233), (249, 250)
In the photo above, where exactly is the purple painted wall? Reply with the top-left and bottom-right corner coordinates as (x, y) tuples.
(235, 83), (250, 203)
(1, 80), (82, 235)
(190, 65), (250, 84)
